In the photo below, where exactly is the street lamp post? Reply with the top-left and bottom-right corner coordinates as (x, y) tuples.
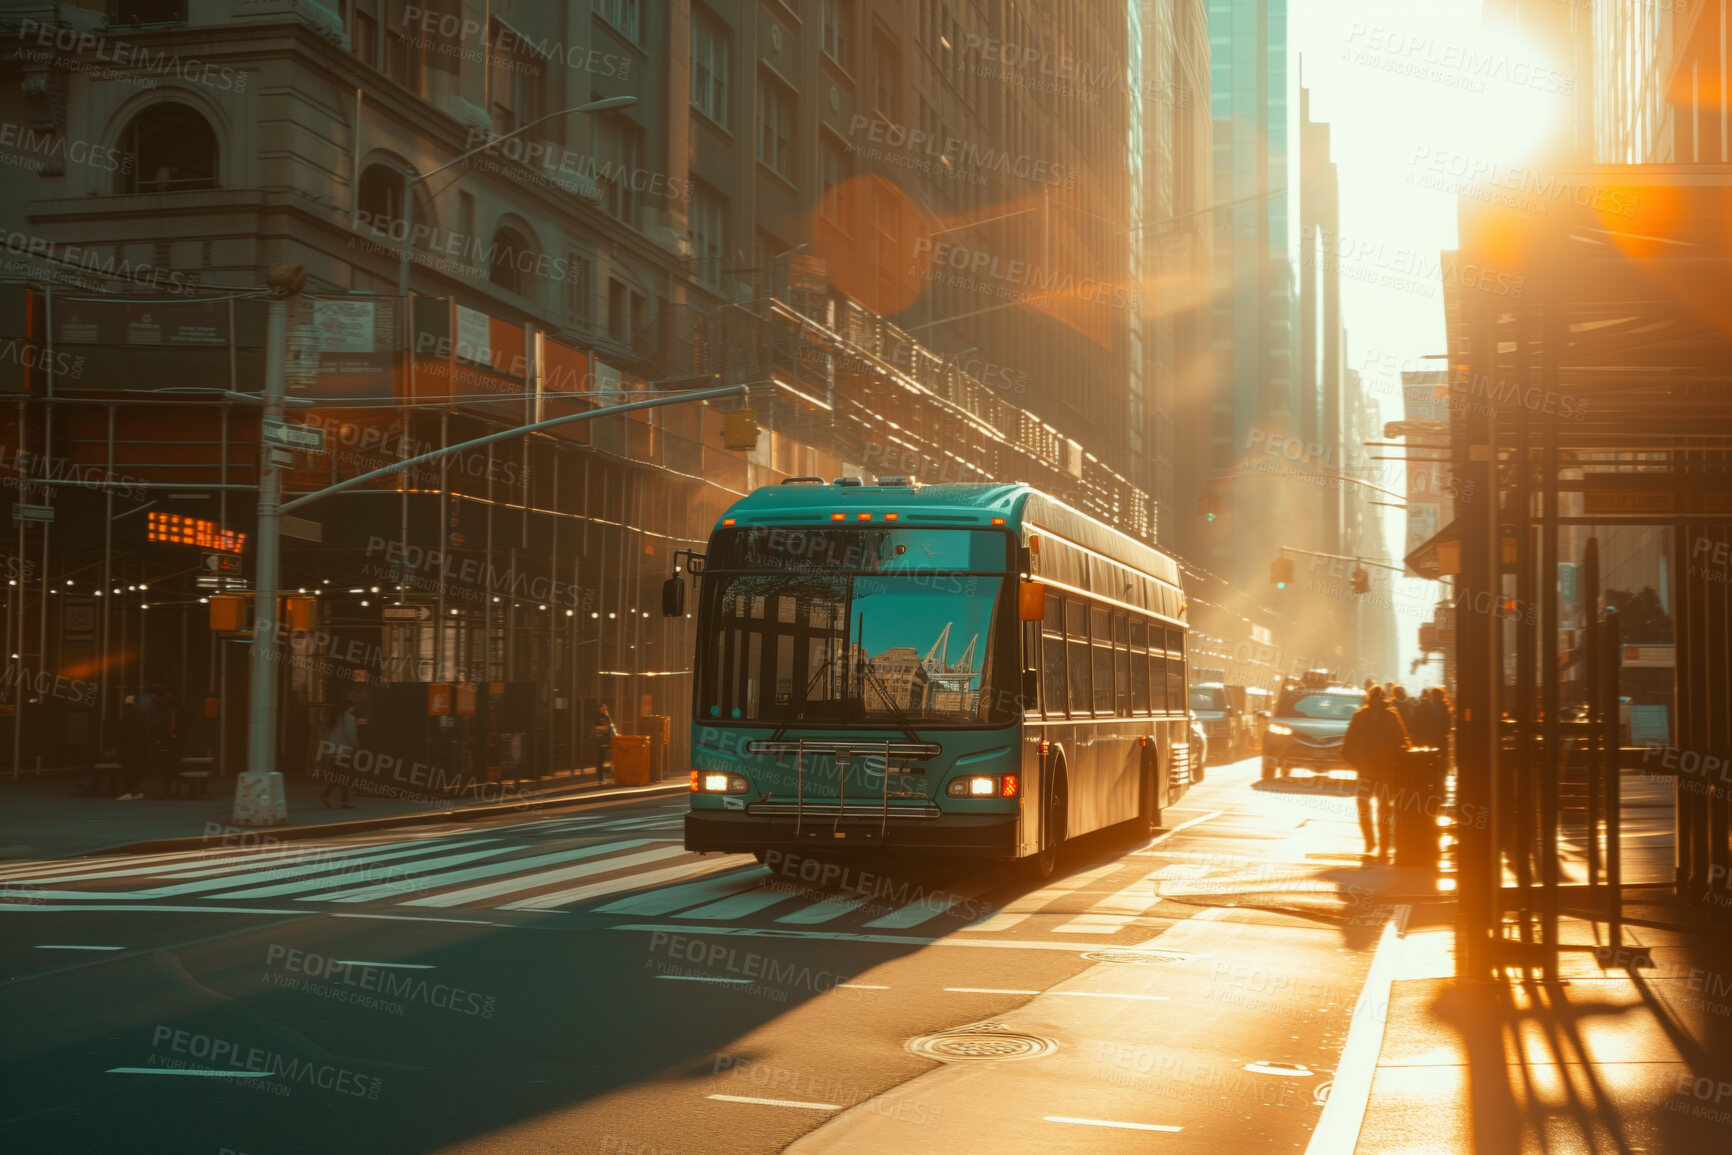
(395, 95), (637, 298)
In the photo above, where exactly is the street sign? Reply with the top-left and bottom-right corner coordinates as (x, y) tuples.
(383, 605), (432, 621)
(11, 504), (53, 523)
(203, 553), (243, 574)
(261, 419), (326, 452)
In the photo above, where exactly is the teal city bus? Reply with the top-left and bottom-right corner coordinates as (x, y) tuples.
(668, 479), (1195, 877)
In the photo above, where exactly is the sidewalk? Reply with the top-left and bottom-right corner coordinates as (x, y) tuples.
(1351, 897), (1732, 1154)
(0, 766), (686, 862)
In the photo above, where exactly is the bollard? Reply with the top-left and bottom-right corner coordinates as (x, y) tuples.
(232, 770), (289, 826)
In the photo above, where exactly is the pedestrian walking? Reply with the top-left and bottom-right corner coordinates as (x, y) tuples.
(318, 702), (360, 810)
(116, 695), (148, 801)
(1418, 687), (1453, 770)
(1342, 685), (1411, 862)
(1391, 684), (1419, 734)
(591, 704), (617, 781)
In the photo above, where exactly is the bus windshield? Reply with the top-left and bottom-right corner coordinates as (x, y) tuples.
(696, 570), (1013, 726)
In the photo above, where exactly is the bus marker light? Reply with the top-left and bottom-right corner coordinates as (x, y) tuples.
(884, 513), (899, 521)
(1038, 741), (1050, 757)
(831, 513), (846, 521)
(857, 513), (872, 521)
(722, 518), (736, 526)
(991, 517), (1007, 526)
(1001, 774), (1019, 798)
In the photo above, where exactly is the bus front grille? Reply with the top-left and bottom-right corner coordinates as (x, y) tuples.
(748, 801), (943, 819)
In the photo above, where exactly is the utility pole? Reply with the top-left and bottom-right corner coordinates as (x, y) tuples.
(235, 264), (305, 824)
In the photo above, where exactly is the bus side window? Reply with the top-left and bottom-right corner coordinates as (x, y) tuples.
(1042, 596), (1066, 718)
(1149, 627), (1168, 713)
(1130, 619), (1150, 713)
(1167, 631), (1185, 708)
(1090, 607), (1114, 714)
(1066, 599), (1092, 716)
(1113, 612), (1131, 716)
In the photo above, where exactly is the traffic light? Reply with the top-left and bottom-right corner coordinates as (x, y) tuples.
(722, 407), (761, 451)
(1350, 566), (1371, 595)
(1197, 486), (1223, 523)
(1269, 556), (1295, 589)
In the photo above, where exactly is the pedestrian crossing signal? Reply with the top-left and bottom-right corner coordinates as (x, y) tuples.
(1269, 557), (1294, 589)
(722, 408), (760, 451)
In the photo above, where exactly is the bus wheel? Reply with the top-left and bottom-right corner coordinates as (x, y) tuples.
(1032, 767), (1068, 880)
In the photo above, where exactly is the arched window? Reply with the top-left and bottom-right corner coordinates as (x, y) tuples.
(356, 163), (432, 243)
(489, 226), (533, 296)
(118, 103), (217, 193)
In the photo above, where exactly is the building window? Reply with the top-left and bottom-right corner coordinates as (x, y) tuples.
(594, 114), (644, 225)
(595, 0), (640, 43)
(353, 7), (378, 67)
(566, 253), (591, 323)
(821, 0), (852, 69)
(607, 278), (628, 342)
(110, 0), (185, 24)
(871, 29), (899, 120)
(690, 183), (727, 284)
(819, 134), (847, 224)
(757, 72), (794, 180)
(356, 164), (413, 238)
(118, 103), (218, 193)
(458, 191), (476, 250)
(489, 226), (533, 297)
(489, 21), (547, 135)
(690, 6), (730, 128)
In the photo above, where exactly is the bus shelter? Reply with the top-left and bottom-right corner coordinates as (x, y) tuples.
(1441, 165), (1732, 980)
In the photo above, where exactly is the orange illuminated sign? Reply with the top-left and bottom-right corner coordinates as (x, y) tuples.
(148, 512), (246, 553)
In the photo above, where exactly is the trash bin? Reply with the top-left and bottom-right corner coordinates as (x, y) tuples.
(1393, 746), (1443, 869)
(612, 734), (652, 786)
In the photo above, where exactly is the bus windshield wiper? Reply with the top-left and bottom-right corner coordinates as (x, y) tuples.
(766, 653), (843, 746)
(854, 612), (926, 747)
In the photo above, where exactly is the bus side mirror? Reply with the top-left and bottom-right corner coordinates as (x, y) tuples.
(1018, 581), (1046, 621)
(661, 575), (685, 617)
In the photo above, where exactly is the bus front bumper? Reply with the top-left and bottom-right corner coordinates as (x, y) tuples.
(685, 807), (1018, 859)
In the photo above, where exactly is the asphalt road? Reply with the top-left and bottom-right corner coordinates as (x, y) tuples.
(0, 756), (1408, 1154)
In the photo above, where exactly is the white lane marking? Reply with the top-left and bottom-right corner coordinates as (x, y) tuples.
(1045, 1115), (1182, 1133)
(108, 1068), (266, 1078)
(708, 1094), (841, 1110)
(595, 868), (765, 917)
(330, 913), (504, 927)
(837, 983), (889, 990)
(675, 884), (796, 921)
(390, 841), (667, 907)
(945, 987), (1040, 994)
(942, 987), (1168, 1001)
(0, 904), (305, 915)
(226, 846), (524, 901)
(656, 975), (753, 984)
(34, 944), (124, 951)
(964, 863), (1124, 932)
(117, 840), (509, 900)
(606, 924), (1201, 953)
(861, 873), (999, 930)
(411, 845), (687, 908)
(1304, 904), (1411, 1155)
(332, 961), (435, 969)
(500, 855), (743, 911)
(775, 894), (872, 925)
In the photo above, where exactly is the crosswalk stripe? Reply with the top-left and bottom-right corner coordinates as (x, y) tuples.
(223, 845), (525, 902)
(33, 839), (507, 902)
(964, 863), (1124, 932)
(677, 883), (799, 921)
(598, 869), (766, 917)
(398, 844), (680, 908)
(215, 840), (615, 902)
(0, 832), (464, 886)
(499, 855), (741, 911)
(861, 873), (999, 929)
(775, 894), (872, 925)
(1051, 867), (1193, 934)
(307, 839), (658, 905)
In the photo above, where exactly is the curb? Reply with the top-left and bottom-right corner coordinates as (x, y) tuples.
(88, 780), (690, 857)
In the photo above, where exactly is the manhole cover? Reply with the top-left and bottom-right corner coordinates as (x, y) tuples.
(1081, 949), (1194, 965)
(908, 1030), (1057, 1062)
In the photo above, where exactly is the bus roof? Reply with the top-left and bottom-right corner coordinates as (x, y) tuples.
(715, 481), (1180, 587)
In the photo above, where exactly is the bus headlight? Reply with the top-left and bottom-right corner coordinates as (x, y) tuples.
(691, 771), (751, 794)
(946, 774), (1017, 798)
